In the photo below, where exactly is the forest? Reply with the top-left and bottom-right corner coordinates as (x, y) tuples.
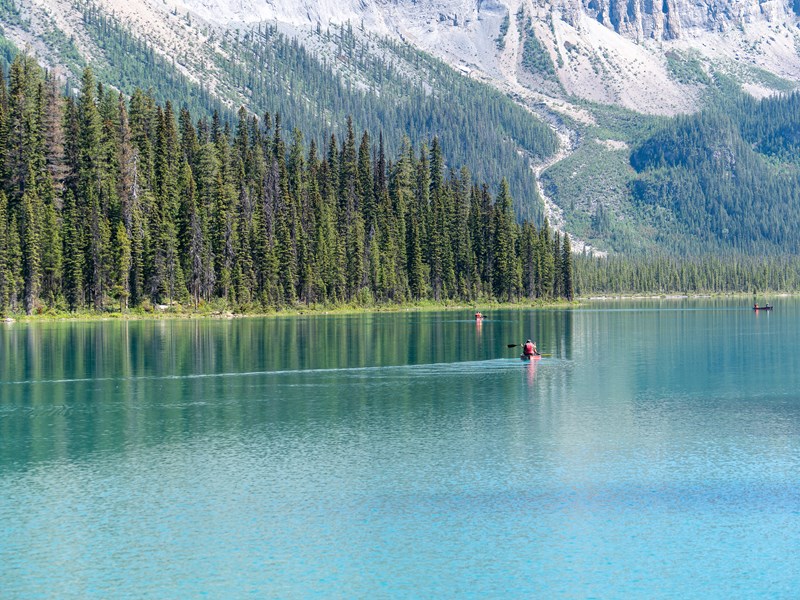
(630, 89), (800, 253)
(0, 55), (573, 316)
(574, 253), (800, 295)
(77, 8), (559, 222)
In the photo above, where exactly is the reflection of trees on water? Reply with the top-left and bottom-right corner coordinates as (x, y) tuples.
(0, 311), (578, 471)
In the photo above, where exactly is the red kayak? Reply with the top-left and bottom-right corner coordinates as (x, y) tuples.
(520, 354), (542, 361)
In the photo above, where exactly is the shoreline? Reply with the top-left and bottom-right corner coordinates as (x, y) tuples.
(1, 299), (574, 323)
(1, 291), (793, 323)
(581, 291), (795, 301)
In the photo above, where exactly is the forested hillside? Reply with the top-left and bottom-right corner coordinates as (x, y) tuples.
(1, 1), (559, 222)
(629, 91), (800, 254)
(0, 55), (573, 316)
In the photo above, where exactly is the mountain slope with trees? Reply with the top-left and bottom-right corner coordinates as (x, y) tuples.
(1, 1), (559, 223)
(4, 0), (800, 265)
(629, 91), (800, 254)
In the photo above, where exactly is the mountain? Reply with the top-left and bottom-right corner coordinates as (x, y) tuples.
(1, 0), (800, 255)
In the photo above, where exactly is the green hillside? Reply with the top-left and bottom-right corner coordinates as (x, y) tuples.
(539, 87), (800, 256)
(630, 92), (800, 254)
(25, 4), (557, 223)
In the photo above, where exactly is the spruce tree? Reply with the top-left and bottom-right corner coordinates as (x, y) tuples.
(77, 67), (109, 310)
(40, 203), (62, 306)
(538, 219), (554, 299)
(562, 233), (573, 300)
(62, 190), (84, 310)
(21, 176), (41, 314)
(43, 73), (69, 198)
(113, 222), (132, 311)
(0, 66), (8, 196)
(553, 232), (562, 299)
(6, 214), (22, 311)
(493, 179), (518, 301)
(0, 191), (9, 311)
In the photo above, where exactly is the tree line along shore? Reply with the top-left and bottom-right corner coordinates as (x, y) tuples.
(3, 54), (799, 320)
(0, 56), (574, 317)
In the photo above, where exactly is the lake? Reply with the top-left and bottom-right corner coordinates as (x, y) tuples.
(2, 300), (800, 597)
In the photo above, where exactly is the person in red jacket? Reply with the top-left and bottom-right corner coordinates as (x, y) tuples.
(522, 340), (538, 357)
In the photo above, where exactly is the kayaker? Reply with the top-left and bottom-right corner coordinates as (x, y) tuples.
(522, 340), (537, 357)
(475, 312), (483, 320)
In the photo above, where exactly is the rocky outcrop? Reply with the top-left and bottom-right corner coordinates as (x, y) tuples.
(561, 0), (799, 41)
(579, 0), (681, 40)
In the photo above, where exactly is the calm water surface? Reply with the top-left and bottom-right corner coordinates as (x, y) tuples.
(2, 300), (800, 597)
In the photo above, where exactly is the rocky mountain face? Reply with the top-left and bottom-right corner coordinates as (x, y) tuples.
(5, 0), (799, 115)
(165, 0), (800, 113)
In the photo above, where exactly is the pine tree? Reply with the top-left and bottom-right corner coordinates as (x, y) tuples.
(43, 72), (69, 198)
(21, 174), (41, 314)
(340, 118), (366, 299)
(357, 130), (374, 226)
(552, 232), (562, 299)
(520, 221), (537, 298)
(301, 139), (323, 303)
(40, 202), (62, 306)
(180, 160), (203, 307)
(0, 191), (9, 312)
(324, 134), (346, 301)
(77, 67), (110, 310)
(492, 179), (519, 301)
(452, 167), (473, 298)
(5, 54), (43, 200)
(538, 219), (554, 299)
(153, 103), (185, 303)
(62, 190), (84, 310)
(562, 233), (573, 300)
(113, 222), (132, 311)
(0, 66), (8, 197)
(6, 214), (22, 311)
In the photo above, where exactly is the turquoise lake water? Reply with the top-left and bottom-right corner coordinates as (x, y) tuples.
(2, 300), (800, 597)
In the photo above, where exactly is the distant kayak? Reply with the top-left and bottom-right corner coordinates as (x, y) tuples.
(520, 354), (542, 361)
(753, 305), (773, 311)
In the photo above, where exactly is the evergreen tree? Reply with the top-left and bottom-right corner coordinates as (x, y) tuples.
(21, 174), (41, 314)
(6, 213), (22, 311)
(493, 179), (519, 301)
(0, 55), (584, 313)
(113, 222), (132, 310)
(43, 73), (69, 198)
(537, 219), (554, 298)
(562, 233), (573, 300)
(77, 67), (110, 310)
(40, 202), (62, 306)
(0, 191), (9, 311)
(552, 233), (562, 299)
(62, 190), (84, 310)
